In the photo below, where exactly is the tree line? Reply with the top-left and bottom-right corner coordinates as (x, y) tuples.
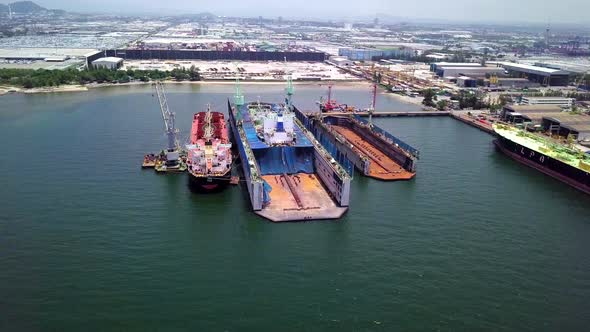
(0, 66), (201, 89)
(422, 88), (490, 111)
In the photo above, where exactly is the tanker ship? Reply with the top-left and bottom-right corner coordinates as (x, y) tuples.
(185, 105), (232, 192)
(493, 123), (590, 195)
(227, 82), (351, 222)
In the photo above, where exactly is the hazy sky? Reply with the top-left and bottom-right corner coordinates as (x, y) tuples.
(34, 0), (590, 24)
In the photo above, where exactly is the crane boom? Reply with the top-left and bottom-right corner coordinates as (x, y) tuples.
(153, 81), (179, 151)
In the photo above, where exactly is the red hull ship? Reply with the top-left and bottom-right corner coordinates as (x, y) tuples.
(186, 106), (232, 192)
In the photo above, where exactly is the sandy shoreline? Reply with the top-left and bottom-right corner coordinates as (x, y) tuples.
(382, 91), (426, 106)
(1, 79), (371, 96)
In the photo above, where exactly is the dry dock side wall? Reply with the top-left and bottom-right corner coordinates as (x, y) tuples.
(294, 110), (358, 176)
(314, 150), (351, 207)
(350, 117), (417, 173)
(105, 49), (327, 62)
(321, 116), (370, 175)
(227, 101), (264, 211)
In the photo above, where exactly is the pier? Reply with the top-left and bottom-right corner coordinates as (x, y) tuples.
(313, 111), (450, 117)
(449, 111), (496, 135)
(305, 109), (497, 135)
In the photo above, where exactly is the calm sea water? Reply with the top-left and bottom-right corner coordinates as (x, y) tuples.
(1, 83), (589, 331)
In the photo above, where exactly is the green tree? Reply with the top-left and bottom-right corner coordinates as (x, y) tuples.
(422, 89), (436, 107)
(22, 77), (33, 89)
(436, 100), (448, 111)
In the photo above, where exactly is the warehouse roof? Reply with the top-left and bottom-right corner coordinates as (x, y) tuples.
(433, 62), (481, 67)
(92, 57), (123, 63)
(0, 48), (99, 59)
(504, 105), (563, 113)
(439, 66), (503, 71)
(521, 112), (564, 122)
(502, 63), (569, 76)
(542, 114), (590, 133)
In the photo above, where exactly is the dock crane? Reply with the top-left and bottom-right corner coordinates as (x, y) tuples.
(152, 81), (183, 171)
(234, 62), (245, 124)
(284, 56), (294, 112)
(365, 83), (377, 127)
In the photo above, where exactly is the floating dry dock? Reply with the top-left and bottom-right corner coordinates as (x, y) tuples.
(295, 110), (419, 181)
(228, 100), (351, 222)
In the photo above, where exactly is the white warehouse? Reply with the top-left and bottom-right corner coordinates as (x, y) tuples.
(436, 66), (505, 78)
(92, 57), (124, 70)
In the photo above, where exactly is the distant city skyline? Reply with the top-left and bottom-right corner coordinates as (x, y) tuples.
(22, 0), (590, 25)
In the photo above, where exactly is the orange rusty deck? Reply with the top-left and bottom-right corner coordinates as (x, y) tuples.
(331, 125), (415, 181)
(258, 173), (347, 222)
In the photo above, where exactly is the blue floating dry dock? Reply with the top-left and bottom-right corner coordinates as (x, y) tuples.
(228, 100), (351, 222)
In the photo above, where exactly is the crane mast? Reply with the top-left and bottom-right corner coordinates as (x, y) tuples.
(284, 57), (294, 111)
(367, 83), (377, 127)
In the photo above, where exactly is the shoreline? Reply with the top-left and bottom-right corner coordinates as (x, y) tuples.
(1, 79), (370, 96)
(383, 91), (426, 106)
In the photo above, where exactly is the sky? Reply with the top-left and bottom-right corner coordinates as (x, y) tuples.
(33, 0), (590, 24)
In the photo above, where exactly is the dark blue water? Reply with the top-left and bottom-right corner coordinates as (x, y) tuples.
(1, 84), (589, 331)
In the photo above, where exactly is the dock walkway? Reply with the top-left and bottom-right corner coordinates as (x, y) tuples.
(325, 111), (450, 118)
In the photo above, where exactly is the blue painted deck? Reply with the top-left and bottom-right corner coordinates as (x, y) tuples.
(238, 103), (313, 150)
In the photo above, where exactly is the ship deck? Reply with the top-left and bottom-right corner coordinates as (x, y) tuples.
(331, 125), (415, 181)
(258, 173), (347, 222)
(239, 104), (313, 149)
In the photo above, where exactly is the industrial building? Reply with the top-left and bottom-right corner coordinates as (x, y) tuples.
(522, 96), (575, 108)
(429, 62), (481, 73)
(501, 63), (570, 86)
(338, 47), (414, 61)
(456, 76), (478, 88)
(542, 114), (590, 141)
(486, 77), (540, 89)
(500, 105), (563, 124)
(91, 57), (124, 69)
(499, 104), (590, 141)
(434, 65), (505, 78)
(0, 48), (100, 70)
(327, 56), (353, 66)
(105, 49), (327, 62)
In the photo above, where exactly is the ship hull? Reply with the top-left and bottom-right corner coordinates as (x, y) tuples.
(187, 110), (232, 194)
(494, 137), (590, 195)
(188, 172), (231, 193)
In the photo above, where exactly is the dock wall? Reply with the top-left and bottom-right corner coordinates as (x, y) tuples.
(349, 120), (417, 172)
(314, 150), (350, 207)
(227, 101), (264, 211)
(321, 116), (371, 175)
(294, 109), (359, 176)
